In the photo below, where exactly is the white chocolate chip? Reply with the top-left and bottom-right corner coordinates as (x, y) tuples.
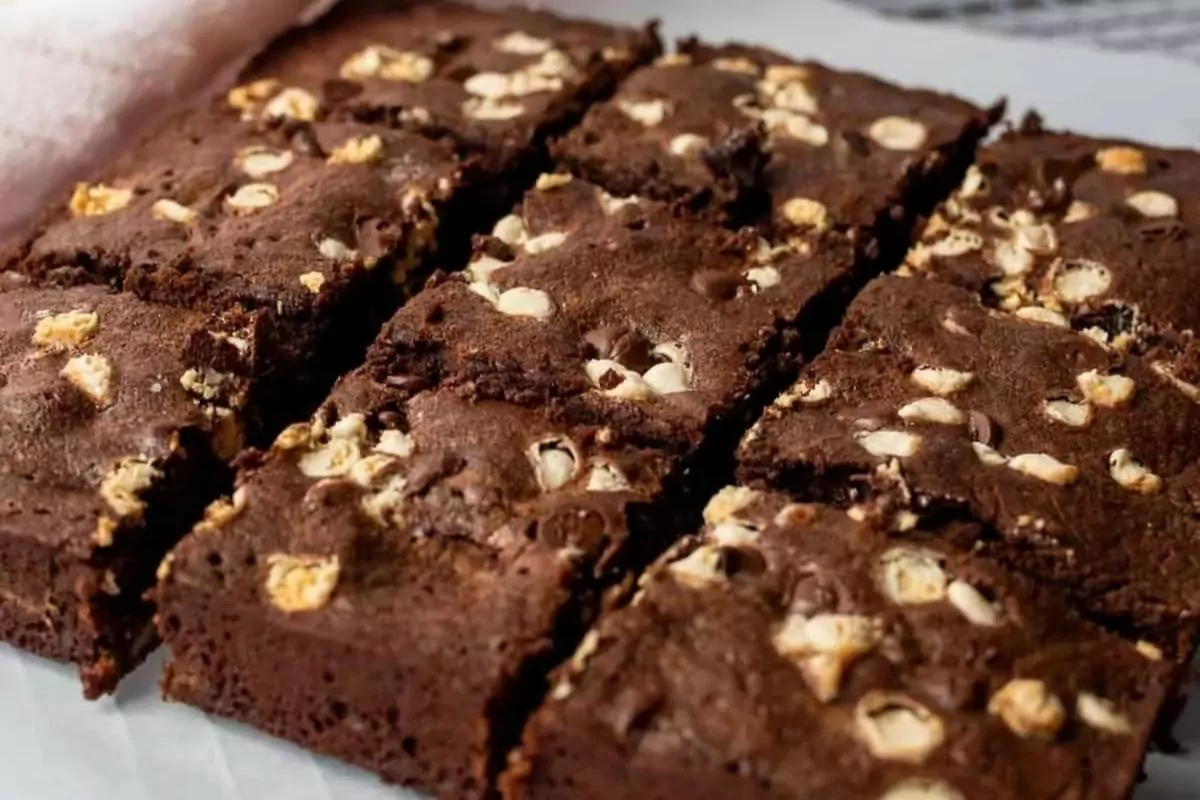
(226, 78), (279, 112)
(375, 429), (415, 459)
(855, 691), (945, 764)
(465, 255), (511, 285)
(773, 613), (882, 702)
(910, 366), (973, 397)
(586, 461), (631, 492)
(867, 116), (927, 151)
(1007, 453), (1078, 485)
(877, 546), (948, 605)
(1077, 693), (1133, 735)
(1076, 370), (1134, 408)
(640, 362), (690, 395)
(712, 56), (760, 75)
(225, 183), (280, 215)
(780, 197), (829, 231)
(972, 441), (1008, 466)
(99, 457), (161, 519)
(668, 133), (710, 158)
(855, 430), (923, 458)
(235, 146), (294, 178)
(1063, 200), (1098, 223)
(297, 414), (368, 478)
(327, 135), (384, 165)
(880, 779), (964, 800)
(1136, 641), (1164, 661)
(340, 46), (433, 82)
(495, 287), (555, 320)
(1152, 361), (1200, 402)
(534, 173), (573, 191)
(264, 554), (340, 612)
(61, 354), (113, 405)
(1108, 448), (1163, 495)
(989, 679), (1066, 738)
(317, 237), (359, 262)
(768, 80), (819, 115)
(69, 183), (132, 217)
(1053, 259), (1112, 303)
(298, 272), (326, 294)
(990, 240), (1034, 278)
(1042, 399), (1093, 428)
(1014, 306), (1069, 328)
(463, 97), (526, 120)
(897, 397), (965, 426)
(494, 31), (553, 55)
(1126, 190), (1177, 218)
(703, 486), (760, 525)
(744, 265), (781, 292)
(585, 359), (653, 400)
(773, 378), (833, 408)
(654, 53), (692, 67)
(617, 98), (671, 126)
(597, 189), (641, 216)
(760, 109), (829, 146)
(492, 214), (528, 246)
(667, 545), (726, 588)
(527, 435), (579, 491)
(524, 231), (567, 254)
(946, 580), (1003, 626)
(958, 165), (988, 199)
(262, 87), (319, 121)
(709, 520), (759, 548)
(1095, 146), (1146, 176)
(927, 229), (983, 258)
(763, 64), (810, 85)
(151, 199), (197, 224)
(32, 309), (98, 351)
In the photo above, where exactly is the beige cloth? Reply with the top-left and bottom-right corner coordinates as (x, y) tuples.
(0, 0), (330, 237)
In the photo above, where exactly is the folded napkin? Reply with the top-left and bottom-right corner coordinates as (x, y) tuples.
(0, 0), (330, 237)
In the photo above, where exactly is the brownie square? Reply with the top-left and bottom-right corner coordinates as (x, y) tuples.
(157, 369), (674, 797)
(900, 119), (1200, 397)
(740, 274), (1200, 655)
(229, 0), (661, 173)
(368, 173), (859, 451)
(504, 489), (1174, 800)
(0, 284), (231, 696)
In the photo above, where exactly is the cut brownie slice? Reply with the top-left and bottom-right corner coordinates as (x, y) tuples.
(504, 488), (1174, 800)
(230, 0), (660, 176)
(157, 369), (673, 798)
(740, 274), (1200, 654)
(0, 285), (232, 696)
(900, 118), (1200, 397)
(677, 41), (999, 244)
(370, 173), (859, 452)
(551, 51), (768, 213)
(7, 114), (469, 441)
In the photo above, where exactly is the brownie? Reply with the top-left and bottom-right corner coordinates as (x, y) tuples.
(157, 368), (674, 798)
(368, 173), (859, 451)
(675, 42), (999, 242)
(550, 52), (768, 213)
(900, 120), (1200, 394)
(504, 489), (1174, 800)
(739, 274), (1200, 655)
(229, 0), (661, 174)
(0, 285), (231, 696)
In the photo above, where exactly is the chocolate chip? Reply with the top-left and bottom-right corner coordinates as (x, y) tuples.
(289, 124), (326, 159)
(968, 410), (998, 448)
(691, 269), (741, 301)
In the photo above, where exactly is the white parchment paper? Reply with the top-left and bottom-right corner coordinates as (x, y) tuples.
(1, 1), (1196, 798)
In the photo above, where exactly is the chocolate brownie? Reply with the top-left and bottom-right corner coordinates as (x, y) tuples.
(230, 0), (660, 174)
(0, 284), (232, 696)
(676, 42), (999, 243)
(900, 119), (1200, 398)
(550, 52), (768, 213)
(504, 489), (1174, 800)
(157, 368), (674, 798)
(369, 173), (859, 451)
(739, 274), (1200, 655)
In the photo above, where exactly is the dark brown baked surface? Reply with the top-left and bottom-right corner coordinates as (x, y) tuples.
(504, 489), (1174, 800)
(900, 120), (1200, 393)
(740, 274), (1200, 654)
(0, 284), (230, 696)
